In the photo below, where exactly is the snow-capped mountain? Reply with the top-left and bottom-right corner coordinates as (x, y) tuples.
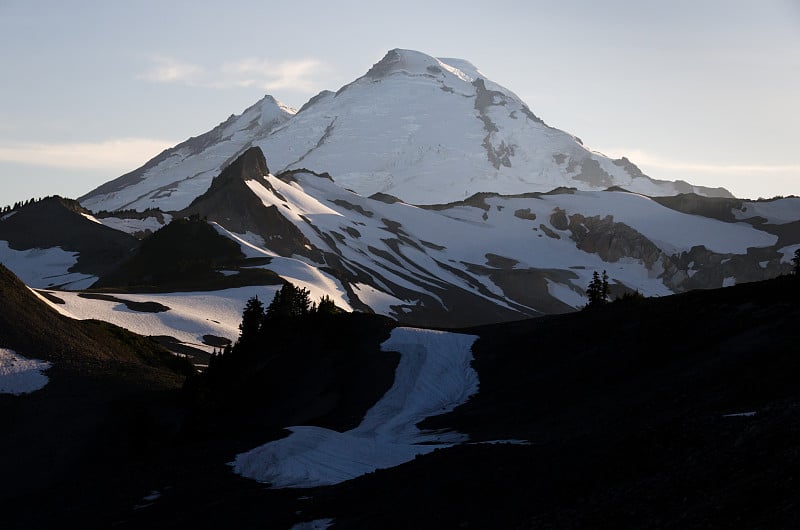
(13, 146), (790, 346)
(81, 95), (295, 212)
(80, 49), (729, 213)
(2, 50), (797, 349)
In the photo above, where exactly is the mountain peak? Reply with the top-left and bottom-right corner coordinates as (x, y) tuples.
(363, 48), (475, 81)
(81, 49), (733, 212)
(196, 146), (269, 198)
(255, 94), (296, 116)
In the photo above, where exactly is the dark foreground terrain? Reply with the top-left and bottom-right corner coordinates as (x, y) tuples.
(1, 262), (799, 529)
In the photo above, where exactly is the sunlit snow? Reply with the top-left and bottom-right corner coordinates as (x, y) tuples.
(80, 50), (712, 213)
(98, 214), (172, 235)
(0, 241), (97, 289)
(40, 288), (262, 353)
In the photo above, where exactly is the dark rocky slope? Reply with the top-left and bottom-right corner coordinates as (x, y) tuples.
(0, 196), (138, 279)
(3, 265), (800, 528)
(0, 264), (192, 529)
(179, 146), (319, 260)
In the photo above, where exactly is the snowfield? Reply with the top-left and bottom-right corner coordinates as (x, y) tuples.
(0, 348), (51, 395)
(98, 214), (172, 235)
(39, 288), (264, 353)
(32, 250), (353, 353)
(231, 327), (479, 488)
(733, 197), (800, 225)
(538, 191), (778, 255)
(0, 241), (97, 290)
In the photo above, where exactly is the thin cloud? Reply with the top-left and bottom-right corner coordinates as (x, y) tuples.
(598, 148), (800, 175)
(140, 55), (325, 93)
(0, 138), (176, 171)
(221, 58), (323, 92)
(138, 56), (204, 84)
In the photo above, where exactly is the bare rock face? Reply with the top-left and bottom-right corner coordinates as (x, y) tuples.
(181, 147), (319, 261)
(561, 212), (663, 268)
(653, 193), (744, 222)
(201, 146), (270, 191)
(550, 208), (790, 292)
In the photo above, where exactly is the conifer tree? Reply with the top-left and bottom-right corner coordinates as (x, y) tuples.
(265, 282), (312, 320)
(316, 295), (339, 316)
(238, 296), (265, 346)
(792, 249), (800, 277)
(586, 270), (610, 308)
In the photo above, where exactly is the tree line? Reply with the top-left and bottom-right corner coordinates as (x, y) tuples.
(585, 250), (800, 310)
(205, 282), (340, 382)
(1, 196), (48, 213)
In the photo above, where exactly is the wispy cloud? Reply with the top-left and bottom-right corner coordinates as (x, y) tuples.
(0, 138), (176, 171)
(220, 58), (323, 92)
(138, 56), (204, 84)
(139, 55), (325, 93)
(598, 148), (800, 175)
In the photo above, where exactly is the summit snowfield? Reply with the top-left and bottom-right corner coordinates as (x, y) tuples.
(80, 49), (729, 212)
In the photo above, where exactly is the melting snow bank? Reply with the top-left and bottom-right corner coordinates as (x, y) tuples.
(0, 348), (51, 395)
(231, 327), (479, 488)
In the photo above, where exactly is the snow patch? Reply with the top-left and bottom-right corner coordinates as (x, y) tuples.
(723, 411), (757, 418)
(80, 212), (102, 224)
(133, 490), (161, 510)
(211, 223), (274, 258)
(98, 215), (171, 235)
(545, 279), (584, 309)
(0, 241), (97, 289)
(231, 327), (479, 488)
(291, 519), (334, 530)
(352, 282), (409, 316)
(0, 349), (51, 395)
(722, 277), (736, 287)
(779, 244), (800, 264)
(733, 198), (800, 225)
(38, 288), (264, 353)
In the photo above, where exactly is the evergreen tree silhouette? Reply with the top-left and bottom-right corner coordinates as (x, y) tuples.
(316, 295), (339, 316)
(238, 296), (265, 347)
(265, 283), (312, 321)
(586, 270), (610, 308)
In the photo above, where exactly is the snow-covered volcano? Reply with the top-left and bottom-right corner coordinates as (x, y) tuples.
(5, 50), (796, 344)
(80, 49), (729, 212)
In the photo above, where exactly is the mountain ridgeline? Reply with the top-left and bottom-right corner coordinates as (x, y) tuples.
(80, 49), (732, 213)
(86, 145), (800, 326)
(2, 49), (797, 326)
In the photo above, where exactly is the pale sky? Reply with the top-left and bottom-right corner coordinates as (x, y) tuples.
(1, 0), (798, 207)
